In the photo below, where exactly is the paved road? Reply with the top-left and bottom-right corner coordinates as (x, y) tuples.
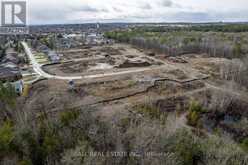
(22, 42), (83, 80)
(22, 42), (171, 81)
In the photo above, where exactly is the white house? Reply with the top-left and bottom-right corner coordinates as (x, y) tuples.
(11, 80), (24, 95)
(48, 51), (60, 63)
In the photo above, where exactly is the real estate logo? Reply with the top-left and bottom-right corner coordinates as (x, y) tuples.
(0, 0), (28, 34)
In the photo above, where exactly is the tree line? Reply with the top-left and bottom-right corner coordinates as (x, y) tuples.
(105, 30), (246, 58)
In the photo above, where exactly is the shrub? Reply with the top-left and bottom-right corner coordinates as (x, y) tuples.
(60, 111), (79, 126)
(187, 101), (204, 127)
(189, 101), (204, 113)
(0, 82), (16, 107)
(233, 42), (242, 57)
(135, 104), (165, 121)
(241, 138), (248, 152)
(174, 130), (203, 165)
(42, 134), (60, 155)
(0, 121), (14, 155)
(18, 159), (32, 165)
(187, 111), (200, 127)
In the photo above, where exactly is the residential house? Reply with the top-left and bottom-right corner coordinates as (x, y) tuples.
(0, 49), (24, 95)
(56, 38), (72, 49)
(0, 65), (24, 95)
(0, 66), (21, 82)
(37, 44), (50, 54)
(48, 51), (60, 63)
(1, 62), (18, 69)
(2, 50), (20, 64)
(11, 80), (24, 95)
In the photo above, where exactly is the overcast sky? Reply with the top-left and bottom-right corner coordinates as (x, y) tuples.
(28, 0), (248, 24)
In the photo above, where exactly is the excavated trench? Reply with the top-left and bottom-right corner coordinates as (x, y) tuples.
(42, 76), (209, 117)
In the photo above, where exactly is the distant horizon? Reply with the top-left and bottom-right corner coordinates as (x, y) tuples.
(28, 21), (248, 26)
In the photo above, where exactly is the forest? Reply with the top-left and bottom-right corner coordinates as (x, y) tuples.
(104, 25), (248, 58)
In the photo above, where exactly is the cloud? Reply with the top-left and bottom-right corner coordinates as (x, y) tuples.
(27, 0), (248, 24)
(171, 12), (213, 22)
(70, 5), (109, 13)
(139, 3), (152, 10)
(29, 1), (109, 24)
(160, 0), (173, 7)
(113, 7), (123, 12)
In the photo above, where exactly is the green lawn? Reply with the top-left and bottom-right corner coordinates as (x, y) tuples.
(35, 53), (49, 63)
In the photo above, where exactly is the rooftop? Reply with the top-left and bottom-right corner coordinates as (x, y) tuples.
(0, 66), (22, 82)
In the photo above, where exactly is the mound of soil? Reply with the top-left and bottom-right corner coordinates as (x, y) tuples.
(117, 60), (151, 68)
(100, 47), (122, 55)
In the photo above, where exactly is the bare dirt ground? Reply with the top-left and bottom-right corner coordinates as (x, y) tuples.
(43, 44), (164, 76)
(20, 43), (248, 132)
